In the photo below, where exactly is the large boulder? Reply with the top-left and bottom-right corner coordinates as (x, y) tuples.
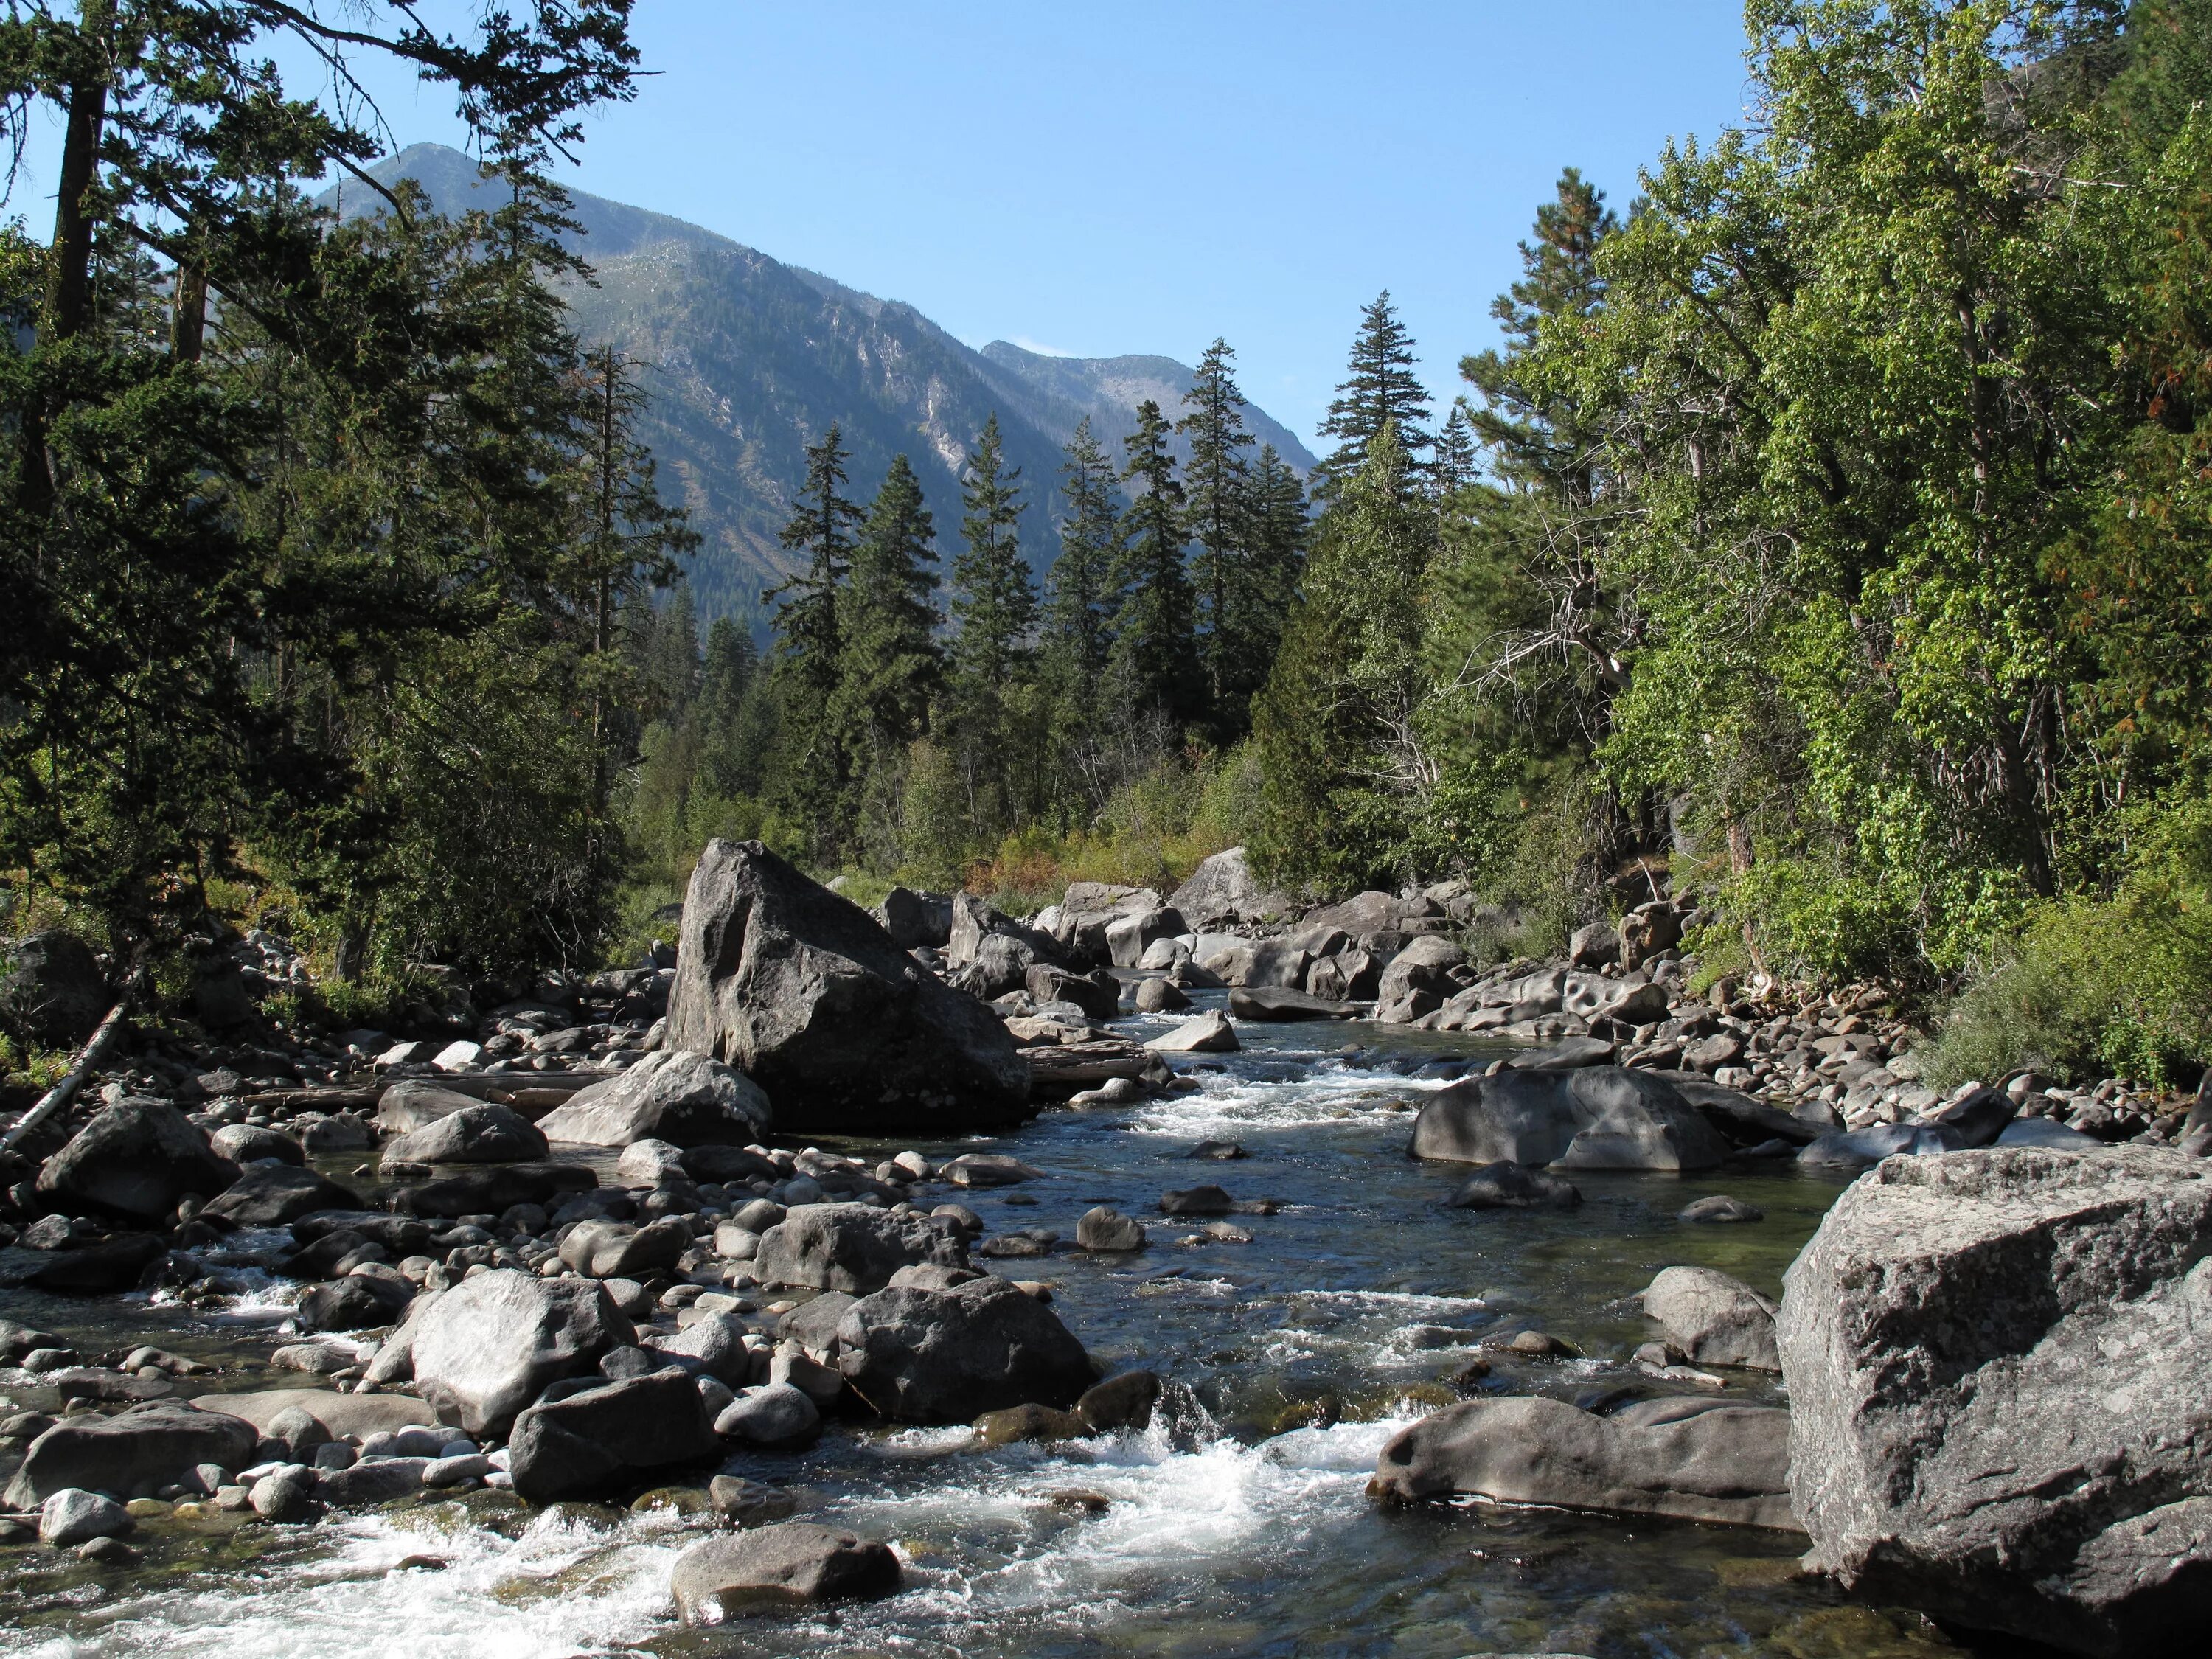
(4, 1403), (258, 1506)
(507, 1368), (718, 1501)
(34, 1097), (236, 1222)
(878, 886), (953, 950)
(0, 1232), (164, 1292)
(408, 1269), (633, 1437)
(1226, 986), (1366, 1022)
(298, 1273), (415, 1332)
(664, 840), (1032, 1133)
(836, 1274), (1096, 1422)
(754, 1203), (970, 1294)
(534, 1049), (770, 1148)
(1409, 1066), (1728, 1172)
(1167, 846), (1292, 928)
(557, 1217), (691, 1279)
(200, 1164), (358, 1226)
(670, 1523), (902, 1621)
(947, 892), (1074, 989)
(1, 931), (108, 1046)
(1368, 1395), (1799, 1531)
(375, 1079), (492, 1133)
(1640, 1265), (1779, 1370)
(381, 1102), (547, 1166)
(1374, 935), (1470, 1009)
(1144, 1009), (1239, 1054)
(1778, 1147), (2212, 1658)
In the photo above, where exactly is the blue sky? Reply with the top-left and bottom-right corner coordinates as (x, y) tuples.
(6, 1), (1757, 445)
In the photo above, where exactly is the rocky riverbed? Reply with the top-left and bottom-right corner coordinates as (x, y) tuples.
(1, 840), (2207, 1657)
(1, 1012), (1927, 1659)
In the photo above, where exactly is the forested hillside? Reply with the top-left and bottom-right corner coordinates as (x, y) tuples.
(338, 145), (1315, 627)
(7, 1), (2212, 1096)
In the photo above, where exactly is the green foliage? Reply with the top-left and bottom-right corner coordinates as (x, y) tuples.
(1113, 399), (1200, 725)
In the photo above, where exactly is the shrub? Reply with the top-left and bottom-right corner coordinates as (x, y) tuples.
(1922, 887), (2212, 1090)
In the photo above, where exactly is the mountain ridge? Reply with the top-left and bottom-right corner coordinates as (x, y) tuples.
(341, 145), (1315, 629)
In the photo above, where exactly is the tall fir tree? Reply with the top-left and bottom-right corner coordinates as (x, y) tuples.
(1043, 418), (1121, 743)
(1315, 291), (1432, 496)
(837, 453), (942, 762)
(1176, 338), (1256, 724)
(1434, 401), (1478, 498)
(1253, 422), (1434, 891)
(1114, 398), (1202, 726)
(946, 414), (1037, 836)
(765, 422), (862, 856)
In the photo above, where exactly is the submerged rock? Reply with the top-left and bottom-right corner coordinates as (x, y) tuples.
(670, 1522), (902, 1620)
(1368, 1394), (1798, 1531)
(1446, 1160), (1583, 1210)
(1409, 1066), (1728, 1172)
(1778, 1146), (2212, 1658)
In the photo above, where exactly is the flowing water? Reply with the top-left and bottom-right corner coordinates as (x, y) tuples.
(0, 994), (1978, 1659)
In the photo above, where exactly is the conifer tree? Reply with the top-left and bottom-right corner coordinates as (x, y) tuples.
(1434, 401), (1478, 498)
(765, 422), (862, 855)
(1460, 167), (1617, 498)
(949, 416), (1034, 685)
(1043, 419), (1121, 740)
(1177, 339), (1256, 722)
(1114, 399), (1201, 726)
(1315, 291), (1432, 495)
(946, 415), (1037, 837)
(838, 453), (942, 760)
(1253, 422), (1433, 890)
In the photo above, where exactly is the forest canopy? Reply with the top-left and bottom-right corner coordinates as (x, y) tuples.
(7, 0), (2212, 1085)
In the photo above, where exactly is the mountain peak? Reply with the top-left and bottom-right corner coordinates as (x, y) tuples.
(351, 145), (1315, 627)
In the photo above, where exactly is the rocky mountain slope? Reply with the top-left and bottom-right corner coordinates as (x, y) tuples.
(338, 146), (1315, 627)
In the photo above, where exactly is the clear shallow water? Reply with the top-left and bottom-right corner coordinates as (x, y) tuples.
(0, 996), (1979, 1659)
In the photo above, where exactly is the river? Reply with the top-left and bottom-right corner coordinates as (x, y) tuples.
(0, 992), (1977, 1658)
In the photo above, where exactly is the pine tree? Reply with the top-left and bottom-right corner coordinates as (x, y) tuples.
(765, 422), (862, 855)
(1176, 338), (1255, 723)
(1252, 422), (1434, 891)
(1460, 167), (1617, 498)
(949, 415), (1034, 684)
(1434, 401), (1478, 498)
(838, 453), (942, 760)
(1114, 398), (1201, 726)
(1043, 418), (1121, 741)
(945, 414), (1037, 838)
(1230, 442), (1311, 724)
(1315, 291), (1432, 495)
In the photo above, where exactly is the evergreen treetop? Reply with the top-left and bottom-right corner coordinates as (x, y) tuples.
(1316, 291), (1432, 494)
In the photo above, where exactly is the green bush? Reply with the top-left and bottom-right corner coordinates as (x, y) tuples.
(1923, 887), (2212, 1091)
